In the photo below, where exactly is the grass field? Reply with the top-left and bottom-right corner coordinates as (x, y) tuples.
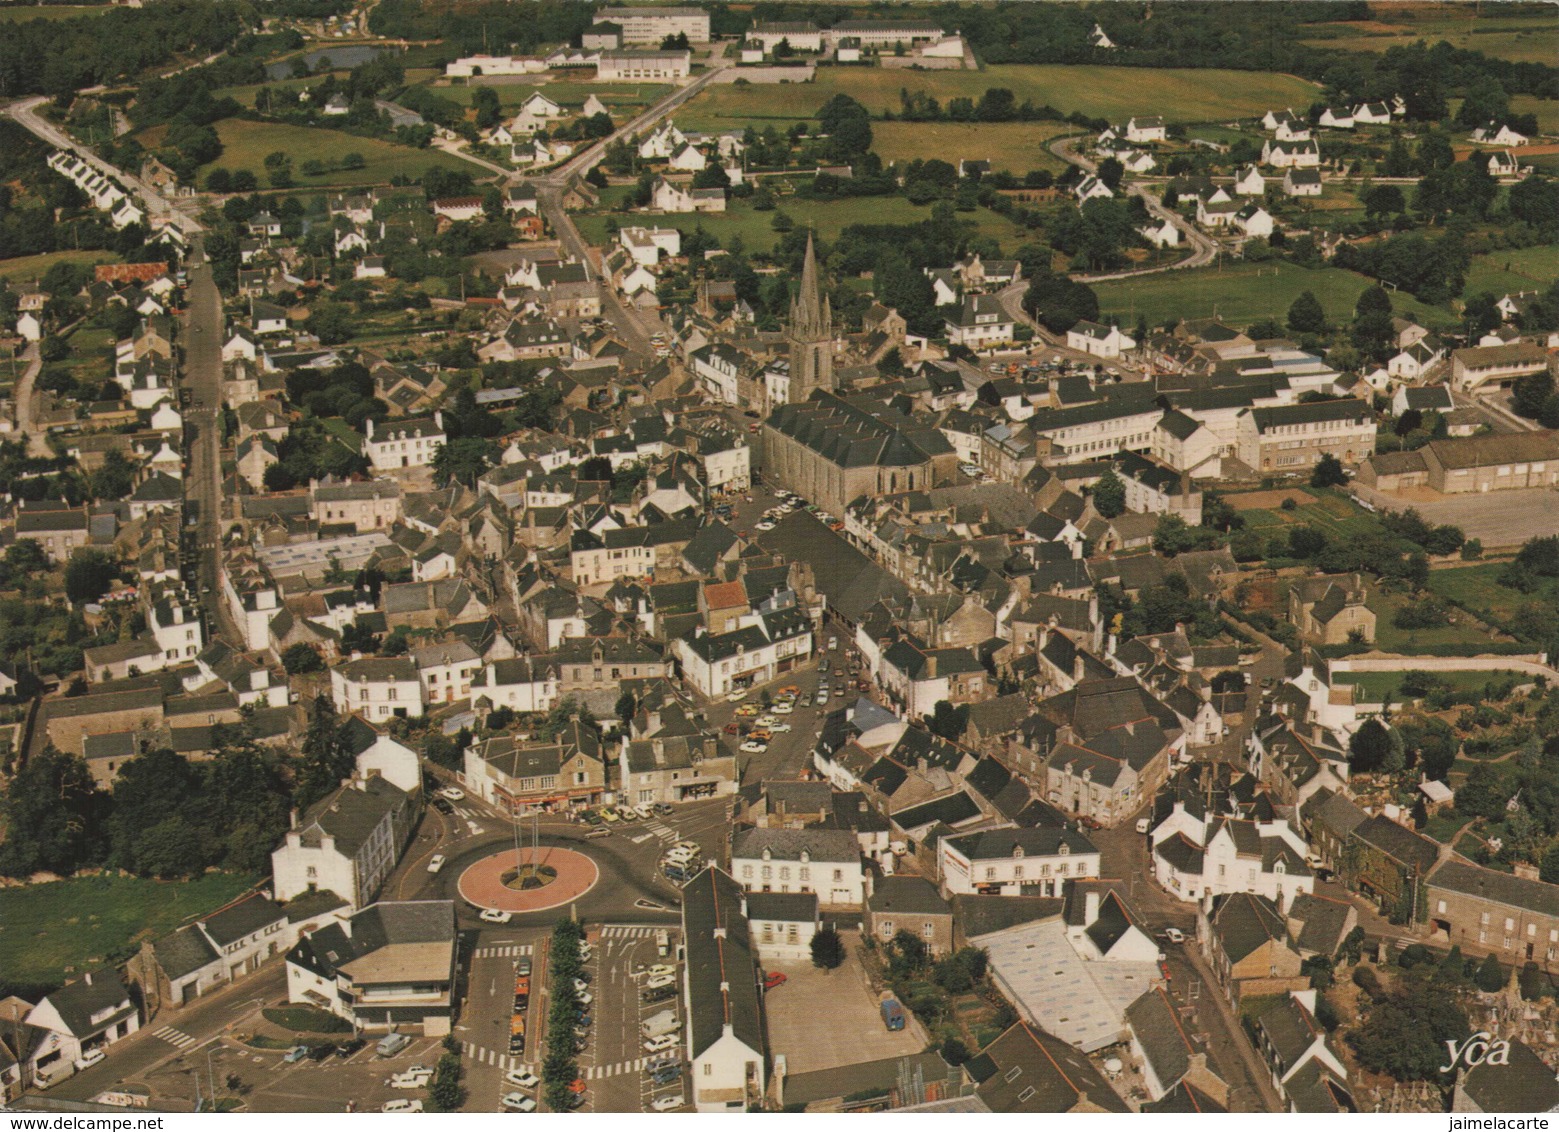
(674, 65), (1322, 134)
(871, 120), (1071, 174)
(1510, 95), (1559, 137)
(1463, 246), (1559, 302)
(1334, 668), (1523, 703)
(1428, 562), (1552, 624)
(1371, 588), (1494, 652)
(1235, 489), (1386, 543)
(1096, 260), (1414, 331)
(190, 118), (472, 188)
(0, 249), (118, 285)
(1301, 12), (1558, 64)
(0, 873), (258, 990)
(574, 191), (1026, 252)
(0, 3), (111, 19)
(434, 79), (672, 112)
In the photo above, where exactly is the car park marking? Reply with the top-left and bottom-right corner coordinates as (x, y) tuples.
(473, 944), (534, 959)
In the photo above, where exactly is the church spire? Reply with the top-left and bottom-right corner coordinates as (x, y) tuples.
(790, 231), (831, 336)
(786, 231), (835, 404)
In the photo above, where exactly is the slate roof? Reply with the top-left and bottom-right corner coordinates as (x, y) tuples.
(731, 827), (859, 863)
(745, 891), (817, 924)
(682, 867), (764, 1060)
(1286, 892), (1353, 956)
(201, 892), (285, 947)
(152, 925), (219, 981)
(1429, 858), (1559, 919)
(951, 894), (1065, 939)
(970, 1022), (1129, 1112)
(1207, 892), (1291, 965)
(294, 775), (410, 857)
(946, 826), (1096, 862)
(867, 875), (950, 918)
(38, 970), (135, 1037)
(1459, 1038), (1559, 1113)
(1126, 986), (1194, 1091)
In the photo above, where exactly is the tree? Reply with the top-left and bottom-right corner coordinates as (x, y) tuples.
(1310, 454), (1347, 488)
(810, 927), (845, 970)
(1347, 978), (1469, 1081)
(64, 549), (118, 604)
(1475, 953), (1507, 993)
(1091, 467), (1126, 518)
(472, 86), (502, 130)
(1349, 718), (1401, 775)
(134, 816), (206, 879)
(89, 449), (137, 501)
(1287, 290), (1325, 334)
(615, 691), (637, 726)
(927, 700), (969, 741)
(888, 929), (930, 977)
(0, 748), (105, 876)
(1362, 184), (1405, 218)
(940, 1037), (970, 1065)
(1097, 156), (1124, 190)
(1513, 371), (1555, 420)
(1355, 285), (1393, 319)
(431, 437), (496, 488)
(282, 643), (324, 674)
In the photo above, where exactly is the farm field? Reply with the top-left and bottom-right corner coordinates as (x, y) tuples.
(0, 873), (258, 990)
(0, 249), (118, 285)
(1301, 12), (1558, 64)
(574, 190), (1026, 252)
(674, 65), (1322, 134)
(871, 120), (1071, 174)
(188, 118), (472, 188)
(1234, 488), (1386, 544)
(1095, 259), (1421, 331)
(0, 3), (111, 19)
(1462, 246), (1559, 302)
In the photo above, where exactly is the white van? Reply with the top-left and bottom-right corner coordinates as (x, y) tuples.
(376, 1033), (412, 1058)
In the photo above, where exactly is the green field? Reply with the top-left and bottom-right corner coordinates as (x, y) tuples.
(1509, 95), (1559, 137)
(871, 120), (1070, 174)
(435, 79), (671, 112)
(1302, 12), (1559, 64)
(192, 118), (473, 188)
(1463, 246), (1559, 302)
(1428, 562), (1554, 624)
(0, 3), (112, 20)
(1371, 588), (1495, 653)
(1236, 490), (1386, 543)
(1096, 260), (1410, 331)
(1334, 667), (1523, 703)
(0, 873), (259, 990)
(573, 189), (1026, 253)
(675, 65), (1322, 134)
(0, 249), (118, 285)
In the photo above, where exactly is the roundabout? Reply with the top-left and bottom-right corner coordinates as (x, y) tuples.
(457, 846), (600, 914)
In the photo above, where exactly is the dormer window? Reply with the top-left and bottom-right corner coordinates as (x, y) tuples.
(799, 850), (810, 864)
(1012, 846), (1025, 859)
(1058, 843), (1070, 856)
(762, 848), (771, 862)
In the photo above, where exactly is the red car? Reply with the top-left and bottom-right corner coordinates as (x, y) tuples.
(724, 723), (740, 734)
(763, 972), (787, 991)
(1158, 960), (1172, 983)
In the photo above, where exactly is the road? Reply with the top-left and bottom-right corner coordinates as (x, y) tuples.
(2, 95), (202, 236)
(9, 342), (50, 457)
(1048, 134), (1218, 281)
(181, 241), (237, 639)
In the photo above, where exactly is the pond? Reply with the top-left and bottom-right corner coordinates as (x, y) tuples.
(267, 44), (400, 80)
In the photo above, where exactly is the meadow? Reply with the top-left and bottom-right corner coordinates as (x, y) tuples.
(1301, 9), (1559, 65)
(1095, 260), (1402, 331)
(190, 118), (472, 188)
(0, 249), (118, 285)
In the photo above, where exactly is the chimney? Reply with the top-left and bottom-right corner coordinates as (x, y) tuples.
(1073, 654), (1085, 684)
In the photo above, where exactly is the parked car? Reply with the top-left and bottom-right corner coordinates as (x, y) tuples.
(283, 1046), (310, 1064)
(651, 1095), (684, 1111)
(651, 1065), (682, 1086)
(427, 854), (446, 873)
(763, 971), (787, 991)
(430, 797), (454, 814)
(501, 1093), (537, 1112)
(587, 827), (613, 839)
(633, 804), (655, 820)
(654, 802), (673, 816)
(643, 985), (677, 1004)
(726, 689), (748, 702)
(437, 787), (465, 802)
(505, 1069), (541, 1091)
(643, 1033), (679, 1054)
(307, 1044), (333, 1062)
(480, 908), (512, 924)
(74, 1049), (106, 1071)
(740, 740), (768, 754)
(335, 1039), (366, 1060)
(645, 973), (676, 991)
(1160, 928), (1186, 945)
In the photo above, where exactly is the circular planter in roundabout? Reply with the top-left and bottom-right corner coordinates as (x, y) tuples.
(457, 846), (600, 914)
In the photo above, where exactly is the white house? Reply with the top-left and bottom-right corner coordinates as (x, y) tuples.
(730, 827), (868, 908)
(1233, 165), (1267, 196)
(473, 656), (560, 714)
(413, 640), (482, 706)
(1140, 217), (1180, 248)
(682, 868), (767, 1113)
(1318, 106), (1354, 129)
(1124, 116), (1167, 144)
(1067, 320), (1136, 359)
(341, 716), (422, 795)
(1262, 139), (1320, 168)
(149, 597), (202, 664)
(1283, 169), (1322, 197)
(1471, 122), (1528, 147)
(1487, 150), (1521, 178)
(944, 294), (1014, 349)
(649, 177), (725, 214)
(619, 224), (680, 266)
(1234, 203), (1275, 238)
(271, 773), (415, 909)
(1151, 814), (1313, 906)
(1387, 341), (1446, 383)
(673, 610), (813, 699)
(1074, 174), (1114, 202)
(668, 143), (708, 172)
(432, 197), (484, 223)
(23, 971), (140, 1086)
(1352, 101), (1393, 126)
(364, 412), (445, 472)
(939, 827), (1101, 898)
(330, 656), (426, 721)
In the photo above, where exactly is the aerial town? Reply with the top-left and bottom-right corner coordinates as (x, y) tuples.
(0, 0), (1557, 1118)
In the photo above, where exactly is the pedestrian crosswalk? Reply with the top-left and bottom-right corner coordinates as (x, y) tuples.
(152, 1025), (199, 1050)
(601, 924), (658, 939)
(584, 1058), (648, 1081)
(473, 943), (534, 959)
(462, 1042), (531, 1072)
(642, 821), (678, 843)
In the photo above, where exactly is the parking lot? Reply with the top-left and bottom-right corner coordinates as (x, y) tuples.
(761, 931), (927, 1075)
(141, 1030), (453, 1114)
(579, 925), (688, 1113)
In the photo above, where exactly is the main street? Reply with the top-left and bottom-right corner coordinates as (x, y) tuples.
(180, 240), (240, 641)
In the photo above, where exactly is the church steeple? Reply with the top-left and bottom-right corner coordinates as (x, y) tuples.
(787, 232), (834, 402)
